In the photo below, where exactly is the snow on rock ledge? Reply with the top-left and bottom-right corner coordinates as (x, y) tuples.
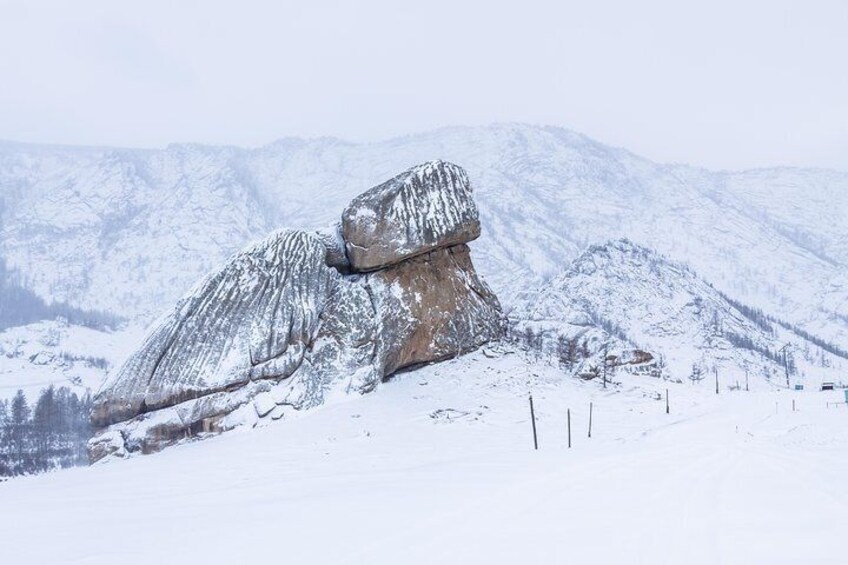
(89, 162), (502, 460)
(341, 160), (481, 272)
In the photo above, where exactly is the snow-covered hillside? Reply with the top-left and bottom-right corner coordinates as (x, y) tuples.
(2, 124), (846, 348)
(0, 320), (138, 401)
(515, 239), (847, 386)
(2, 348), (846, 564)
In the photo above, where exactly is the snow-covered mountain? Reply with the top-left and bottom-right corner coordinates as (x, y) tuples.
(1, 124), (846, 349)
(515, 239), (847, 387)
(1, 123), (846, 409)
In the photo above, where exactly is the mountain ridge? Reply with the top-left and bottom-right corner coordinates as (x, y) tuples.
(6, 122), (846, 174)
(1, 123), (846, 348)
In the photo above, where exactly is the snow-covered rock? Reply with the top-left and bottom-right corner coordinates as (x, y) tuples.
(268, 244), (502, 409)
(89, 162), (503, 459)
(341, 160), (480, 271)
(91, 230), (335, 428)
(86, 430), (127, 461)
(313, 223), (351, 272)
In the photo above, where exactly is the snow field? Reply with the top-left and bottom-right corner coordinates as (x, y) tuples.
(1, 349), (846, 564)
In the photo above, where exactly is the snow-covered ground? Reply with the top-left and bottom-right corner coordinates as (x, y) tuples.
(2, 349), (846, 564)
(0, 320), (141, 402)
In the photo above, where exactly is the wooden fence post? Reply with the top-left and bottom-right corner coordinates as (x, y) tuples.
(529, 394), (538, 450)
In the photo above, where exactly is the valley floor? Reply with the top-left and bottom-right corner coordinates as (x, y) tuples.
(2, 350), (846, 564)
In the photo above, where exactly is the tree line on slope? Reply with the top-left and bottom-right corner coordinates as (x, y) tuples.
(772, 318), (848, 361)
(514, 325), (591, 367)
(0, 257), (123, 332)
(718, 290), (848, 362)
(723, 332), (797, 374)
(0, 386), (92, 477)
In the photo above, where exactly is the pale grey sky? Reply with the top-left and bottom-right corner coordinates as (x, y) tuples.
(1, 0), (846, 170)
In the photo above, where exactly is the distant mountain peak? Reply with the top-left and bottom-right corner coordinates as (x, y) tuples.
(516, 239), (846, 384)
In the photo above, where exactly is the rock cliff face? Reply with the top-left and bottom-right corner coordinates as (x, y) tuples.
(89, 161), (502, 460)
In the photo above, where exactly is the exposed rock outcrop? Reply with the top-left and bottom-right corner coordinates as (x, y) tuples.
(367, 244), (502, 375)
(91, 230), (334, 429)
(89, 161), (502, 460)
(341, 160), (480, 271)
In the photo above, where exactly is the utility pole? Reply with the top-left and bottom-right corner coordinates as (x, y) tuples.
(588, 402), (593, 438)
(602, 343), (608, 389)
(715, 367), (719, 395)
(666, 388), (669, 414)
(567, 408), (572, 449)
(778, 343), (791, 389)
(745, 369), (749, 392)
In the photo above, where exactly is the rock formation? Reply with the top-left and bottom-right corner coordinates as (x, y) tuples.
(89, 160), (502, 460)
(341, 160), (480, 271)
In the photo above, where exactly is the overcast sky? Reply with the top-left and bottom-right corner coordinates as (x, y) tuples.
(1, 0), (846, 170)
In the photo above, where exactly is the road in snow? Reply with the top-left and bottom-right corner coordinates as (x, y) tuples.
(1, 351), (846, 564)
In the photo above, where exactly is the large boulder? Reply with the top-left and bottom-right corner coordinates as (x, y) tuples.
(91, 230), (336, 428)
(90, 162), (502, 460)
(341, 160), (480, 271)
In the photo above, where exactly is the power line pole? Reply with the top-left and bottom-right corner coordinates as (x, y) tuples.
(602, 343), (608, 389)
(715, 367), (719, 395)
(778, 343), (791, 389)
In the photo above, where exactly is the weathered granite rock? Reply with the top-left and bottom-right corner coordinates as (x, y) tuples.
(314, 223), (351, 273)
(367, 244), (502, 375)
(89, 161), (502, 461)
(87, 430), (127, 461)
(341, 160), (480, 271)
(270, 276), (382, 410)
(271, 244), (503, 410)
(91, 230), (335, 428)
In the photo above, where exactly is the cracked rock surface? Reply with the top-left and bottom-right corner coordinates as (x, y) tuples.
(90, 161), (503, 460)
(341, 160), (480, 271)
